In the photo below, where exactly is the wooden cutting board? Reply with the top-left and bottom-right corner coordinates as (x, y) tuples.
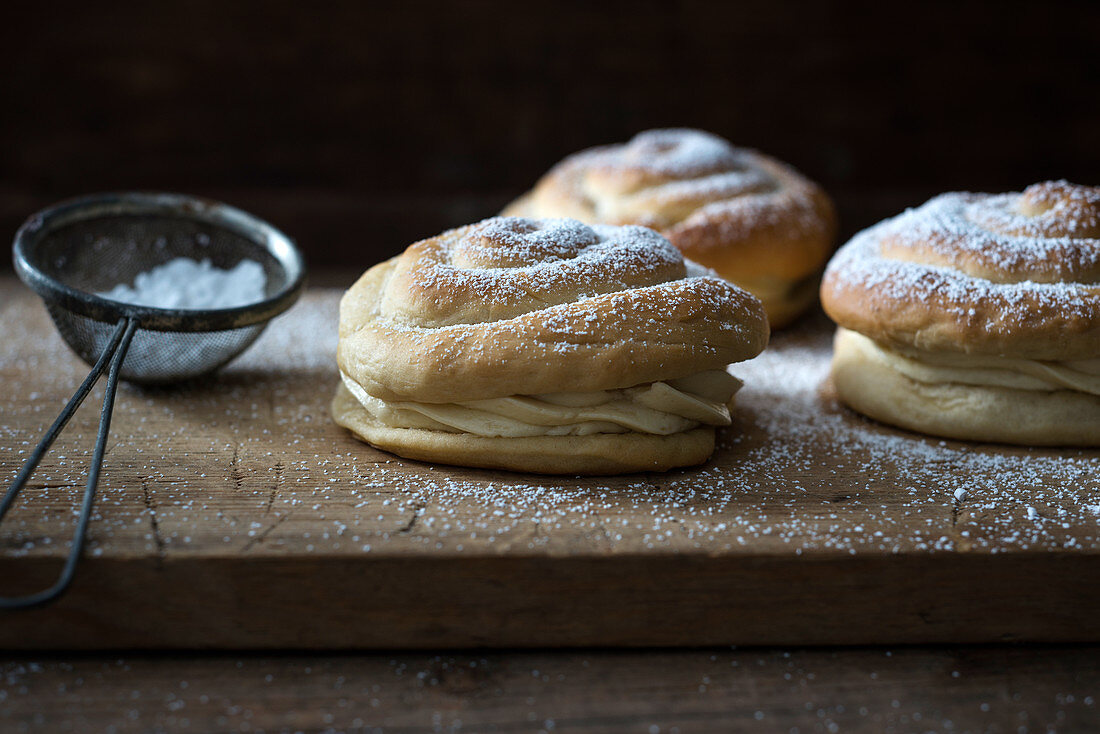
(1, 278), (1098, 649)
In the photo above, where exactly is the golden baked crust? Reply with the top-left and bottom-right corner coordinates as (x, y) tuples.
(822, 181), (1100, 361)
(503, 129), (837, 328)
(824, 182), (1100, 446)
(332, 383), (716, 474)
(338, 217), (768, 404)
(832, 328), (1100, 446)
(334, 216), (768, 474)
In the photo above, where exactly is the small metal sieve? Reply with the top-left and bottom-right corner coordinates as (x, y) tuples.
(2, 192), (306, 609)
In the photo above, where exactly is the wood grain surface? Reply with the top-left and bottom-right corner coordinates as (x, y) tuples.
(1, 278), (1098, 649)
(3, 646), (1098, 733)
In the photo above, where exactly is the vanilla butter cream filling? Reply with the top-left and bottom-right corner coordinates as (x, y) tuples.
(839, 328), (1100, 395)
(340, 369), (742, 438)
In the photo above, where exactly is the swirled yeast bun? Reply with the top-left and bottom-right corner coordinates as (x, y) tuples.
(822, 181), (1100, 445)
(504, 129), (837, 328)
(333, 217), (768, 474)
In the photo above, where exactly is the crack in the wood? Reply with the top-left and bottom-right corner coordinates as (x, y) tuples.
(532, 518), (549, 544)
(242, 514), (288, 552)
(141, 480), (167, 563)
(264, 461), (284, 515)
(21, 482), (76, 491)
(230, 443), (244, 492)
(596, 519), (612, 547)
(398, 501), (425, 534)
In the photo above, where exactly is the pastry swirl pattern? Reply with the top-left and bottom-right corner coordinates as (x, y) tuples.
(337, 216), (769, 405)
(822, 180), (1100, 360)
(503, 129), (837, 327)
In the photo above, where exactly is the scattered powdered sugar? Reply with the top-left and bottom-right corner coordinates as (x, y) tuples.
(405, 217), (690, 324)
(446, 217), (680, 279)
(825, 183), (1100, 331)
(319, 316), (1100, 557)
(610, 128), (748, 178)
(542, 128), (835, 244)
(647, 168), (774, 203)
(978, 180), (1100, 238)
(568, 128), (787, 208)
(453, 217), (603, 266)
(3, 290), (1097, 565)
(99, 257), (266, 310)
(825, 215), (1099, 329)
(893, 189), (1100, 278)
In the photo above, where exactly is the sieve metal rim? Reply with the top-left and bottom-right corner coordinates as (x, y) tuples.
(12, 191), (306, 332)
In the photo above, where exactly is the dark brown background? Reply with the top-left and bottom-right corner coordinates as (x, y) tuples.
(2, 0), (1097, 272)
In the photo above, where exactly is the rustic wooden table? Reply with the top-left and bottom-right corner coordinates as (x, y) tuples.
(1, 645), (1097, 732)
(2, 277), (1099, 730)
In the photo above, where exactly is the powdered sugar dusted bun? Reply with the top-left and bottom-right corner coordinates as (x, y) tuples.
(823, 181), (1100, 360)
(333, 216), (769, 474)
(822, 181), (1100, 445)
(503, 129), (837, 328)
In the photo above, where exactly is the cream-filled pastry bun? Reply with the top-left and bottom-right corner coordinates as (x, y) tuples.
(333, 216), (769, 474)
(503, 128), (837, 328)
(821, 180), (1100, 446)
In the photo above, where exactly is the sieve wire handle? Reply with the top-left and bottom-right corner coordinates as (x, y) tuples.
(0, 317), (137, 610)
